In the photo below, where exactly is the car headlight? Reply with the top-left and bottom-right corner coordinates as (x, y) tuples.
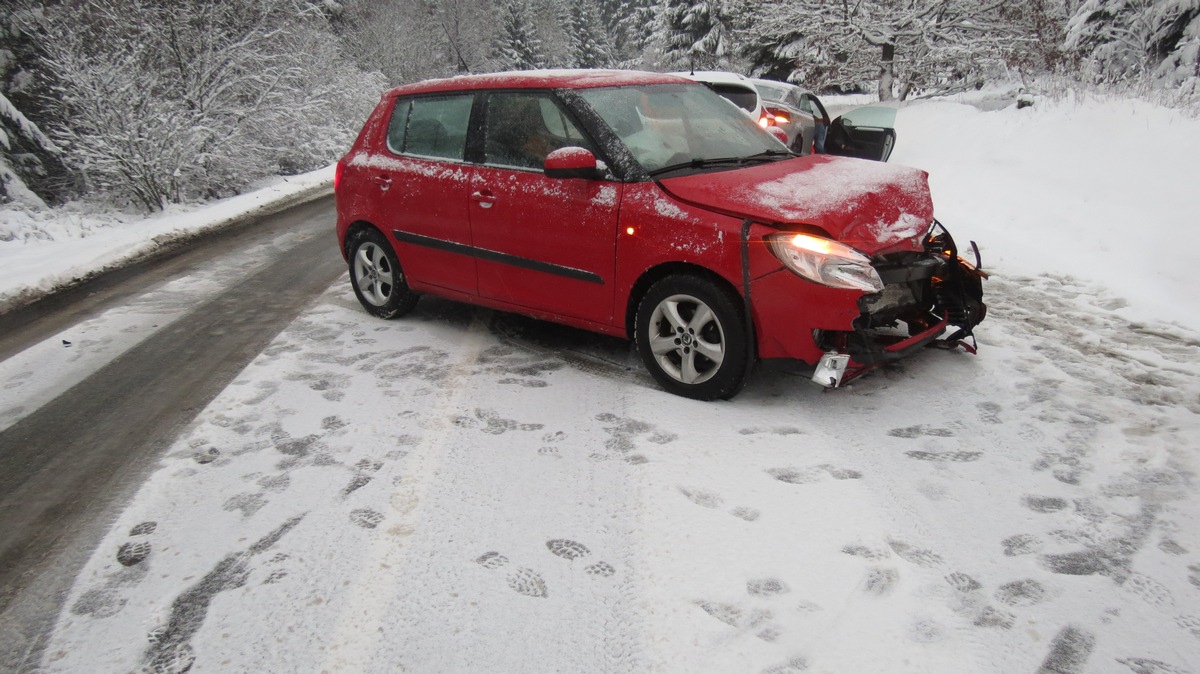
(766, 232), (884, 293)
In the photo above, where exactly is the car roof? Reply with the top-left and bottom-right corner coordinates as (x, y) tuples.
(673, 71), (759, 92)
(386, 69), (693, 97)
(751, 78), (811, 95)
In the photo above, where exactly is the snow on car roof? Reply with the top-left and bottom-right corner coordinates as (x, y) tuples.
(387, 69), (692, 97)
(671, 70), (752, 84)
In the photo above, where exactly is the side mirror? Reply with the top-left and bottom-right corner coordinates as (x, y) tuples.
(544, 147), (602, 180)
(767, 127), (789, 145)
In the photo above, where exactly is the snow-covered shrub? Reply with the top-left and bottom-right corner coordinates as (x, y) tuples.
(31, 0), (379, 211)
(1067, 0), (1200, 96)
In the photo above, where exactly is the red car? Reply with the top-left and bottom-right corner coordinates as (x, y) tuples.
(335, 70), (986, 400)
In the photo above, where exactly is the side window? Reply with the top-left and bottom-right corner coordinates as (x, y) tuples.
(483, 92), (594, 170)
(395, 94), (472, 161)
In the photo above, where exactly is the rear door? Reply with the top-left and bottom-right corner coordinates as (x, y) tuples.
(825, 104), (897, 162)
(467, 90), (621, 325)
(374, 93), (478, 294)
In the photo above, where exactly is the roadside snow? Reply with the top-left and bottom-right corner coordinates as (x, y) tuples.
(891, 91), (1200, 332)
(0, 166), (333, 313)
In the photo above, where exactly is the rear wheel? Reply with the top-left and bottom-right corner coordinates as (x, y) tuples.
(635, 276), (749, 400)
(346, 228), (418, 319)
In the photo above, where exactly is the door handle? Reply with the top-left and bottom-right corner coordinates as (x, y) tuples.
(470, 191), (495, 209)
(372, 174), (392, 190)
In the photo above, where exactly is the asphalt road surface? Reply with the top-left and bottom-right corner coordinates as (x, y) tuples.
(0, 195), (344, 672)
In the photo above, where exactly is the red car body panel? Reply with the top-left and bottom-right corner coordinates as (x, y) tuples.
(468, 165), (622, 324)
(335, 70), (985, 391)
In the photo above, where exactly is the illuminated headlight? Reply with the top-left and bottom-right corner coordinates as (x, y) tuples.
(766, 232), (884, 293)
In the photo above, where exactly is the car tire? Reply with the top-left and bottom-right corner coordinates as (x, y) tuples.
(635, 276), (749, 400)
(346, 227), (418, 319)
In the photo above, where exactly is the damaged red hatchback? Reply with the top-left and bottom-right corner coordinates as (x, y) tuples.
(335, 70), (986, 400)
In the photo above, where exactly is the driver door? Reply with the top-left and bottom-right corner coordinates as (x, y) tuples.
(467, 91), (621, 325)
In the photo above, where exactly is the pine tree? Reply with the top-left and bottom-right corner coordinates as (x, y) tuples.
(1067, 0), (1200, 87)
(1, 5), (69, 208)
(565, 0), (614, 68)
(611, 0), (657, 67)
(1149, 0), (1200, 86)
(656, 0), (746, 70)
(492, 0), (548, 70)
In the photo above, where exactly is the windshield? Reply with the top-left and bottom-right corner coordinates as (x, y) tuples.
(708, 83), (757, 112)
(578, 83), (782, 174)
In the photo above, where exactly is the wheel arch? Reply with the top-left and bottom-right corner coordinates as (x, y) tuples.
(343, 220), (385, 258)
(624, 262), (744, 341)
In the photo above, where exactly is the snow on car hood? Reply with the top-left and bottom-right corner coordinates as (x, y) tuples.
(658, 155), (935, 254)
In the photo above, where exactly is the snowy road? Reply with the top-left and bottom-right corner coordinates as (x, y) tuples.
(0, 197), (345, 671)
(20, 258), (1200, 672)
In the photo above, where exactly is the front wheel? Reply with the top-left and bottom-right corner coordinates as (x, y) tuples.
(635, 276), (749, 400)
(346, 228), (418, 319)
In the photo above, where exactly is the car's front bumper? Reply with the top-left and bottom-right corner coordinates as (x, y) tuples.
(753, 221), (987, 387)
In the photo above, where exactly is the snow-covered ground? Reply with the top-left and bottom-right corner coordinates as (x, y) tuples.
(4, 91), (1200, 673)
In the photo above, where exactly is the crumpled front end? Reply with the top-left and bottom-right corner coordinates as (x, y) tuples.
(810, 221), (987, 387)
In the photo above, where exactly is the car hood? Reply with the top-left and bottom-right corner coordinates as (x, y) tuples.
(658, 155), (934, 254)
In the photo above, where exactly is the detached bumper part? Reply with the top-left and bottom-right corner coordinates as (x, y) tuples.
(812, 352), (850, 388)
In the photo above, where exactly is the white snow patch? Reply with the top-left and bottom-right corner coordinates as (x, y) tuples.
(748, 158), (929, 228)
(0, 166), (333, 312)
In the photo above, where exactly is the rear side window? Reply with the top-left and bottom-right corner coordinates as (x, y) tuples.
(708, 84), (757, 112)
(386, 94), (473, 161)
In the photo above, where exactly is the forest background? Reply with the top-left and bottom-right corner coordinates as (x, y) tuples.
(1, 0), (1197, 214)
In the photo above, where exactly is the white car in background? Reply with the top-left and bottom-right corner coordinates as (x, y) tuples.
(751, 78), (832, 154)
(675, 72), (898, 161)
(671, 71), (766, 126)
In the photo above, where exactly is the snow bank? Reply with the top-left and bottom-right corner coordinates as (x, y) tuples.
(0, 166), (333, 313)
(891, 92), (1200, 331)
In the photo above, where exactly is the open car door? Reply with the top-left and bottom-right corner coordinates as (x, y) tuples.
(825, 105), (897, 162)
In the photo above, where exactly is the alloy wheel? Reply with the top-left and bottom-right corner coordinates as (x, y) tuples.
(353, 242), (394, 307)
(647, 293), (726, 385)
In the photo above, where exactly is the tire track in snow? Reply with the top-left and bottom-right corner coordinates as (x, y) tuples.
(316, 313), (493, 672)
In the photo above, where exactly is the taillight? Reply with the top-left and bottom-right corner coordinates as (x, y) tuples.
(334, 161), (344, 191)
(758, 116), (771, 128)
(763, 107), (790, 125)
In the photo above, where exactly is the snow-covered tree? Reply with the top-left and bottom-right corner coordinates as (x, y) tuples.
(337, 0), (494, 80)
(0, 92), (58, 209)
(610, 0), (658, 67)
(656, 0), (749, 70)
(32, 0), (379, 211)
(1, 4), (69, 208)
(1151, 1), (1200, 87)
(564, 0), (615, 67)
(491, 0), (548, 70)
(1067, 0), (1200, 89)
(746, 0), (1030, 100)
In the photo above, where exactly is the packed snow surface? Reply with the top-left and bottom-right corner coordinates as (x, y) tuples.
(2, 90), (1199, 673)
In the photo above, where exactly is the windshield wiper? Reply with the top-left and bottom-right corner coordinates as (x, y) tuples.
(744, 149), (795, 160)
(647, 151), (794, 178)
